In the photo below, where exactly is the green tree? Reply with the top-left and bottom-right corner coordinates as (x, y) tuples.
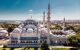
(54, 25), (62, 30)
(65, 26), (75, 30)
(68, 33), (80, 47)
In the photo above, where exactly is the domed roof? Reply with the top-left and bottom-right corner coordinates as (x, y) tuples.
(0, 29), (8, 37)
(27, 28), (33, 33)
(0, 30), (8, 33)
(24, 19), (38, 26)
(12, 28), (22, 33)
(0, 28), (4, 30)
(14, 28), (21, 31)
(25, 19), (37, 22)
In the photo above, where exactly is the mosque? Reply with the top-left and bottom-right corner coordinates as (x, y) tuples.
(5, 1), (76, 47)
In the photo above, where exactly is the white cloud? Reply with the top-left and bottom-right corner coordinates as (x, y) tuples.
(29, 9), (33, 12)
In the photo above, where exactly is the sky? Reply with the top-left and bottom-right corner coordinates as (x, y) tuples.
(0, 0), (80, 20)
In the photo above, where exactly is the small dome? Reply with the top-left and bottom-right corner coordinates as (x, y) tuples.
(0, 28), (4, 30)
(0, 30), (8, 33)
(0, 30), (8, 36)
(40, 24), (44, 28)
(12, 28), (22, 33)
(18, 25), (22, 29)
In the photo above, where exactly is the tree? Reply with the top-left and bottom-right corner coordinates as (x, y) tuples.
(7, 27), (13, 33)
(41, 41), (50, 50)
(50, 24), (62, 30)
(54, 25), (62, 30)
(65, 26), (75, 30)
(68, 33), (80, 47)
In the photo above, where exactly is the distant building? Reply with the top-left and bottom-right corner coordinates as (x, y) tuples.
(52, 20), (80, 26)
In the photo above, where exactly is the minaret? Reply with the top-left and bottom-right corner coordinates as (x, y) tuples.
(63, 17), (66, 30)
(47, 0), (51, 23)
(47, 0), (51, 31)
(47, 0), (51, 44)
(43, 11), (45, 25)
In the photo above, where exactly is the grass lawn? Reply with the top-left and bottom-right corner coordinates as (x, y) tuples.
(51, 48), (69, 50)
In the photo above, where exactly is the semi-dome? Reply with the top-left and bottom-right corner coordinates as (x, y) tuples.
(27, 28), (33, 33)
(12, 28), (22, 33)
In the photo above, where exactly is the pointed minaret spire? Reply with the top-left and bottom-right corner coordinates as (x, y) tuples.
(43, 11), (45, 25)
(47, 0), (51, 23)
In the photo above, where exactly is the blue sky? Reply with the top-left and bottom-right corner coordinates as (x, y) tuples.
(0, 0), (80, 20)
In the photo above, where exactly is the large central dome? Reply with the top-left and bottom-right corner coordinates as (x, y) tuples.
(22, 19), (38, 33)
(23, 19), (38, 26)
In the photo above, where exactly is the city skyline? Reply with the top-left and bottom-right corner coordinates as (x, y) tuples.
(0, 0), (80, 20)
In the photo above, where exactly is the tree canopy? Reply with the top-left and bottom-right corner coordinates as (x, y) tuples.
(68, 33), (80, 47)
